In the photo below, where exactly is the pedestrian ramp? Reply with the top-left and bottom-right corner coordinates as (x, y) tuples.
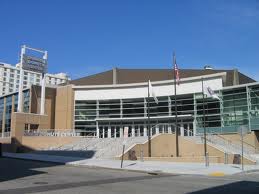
(184, 135), (259, 164)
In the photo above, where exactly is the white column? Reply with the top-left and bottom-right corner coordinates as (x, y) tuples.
(138, 127), (141, 137)
(102, 128), (105, 138)
(40, 74), (46, 115)
(193, 121), (197, 136)
(17, 46), (25, 112)
(156, 125), (159, 134)
(144, 125), (147, 137)
(187, 124), (190, 136)
(120, 126), (123, 138)
(40, 51), (48, 115)
(168, 125), (172, 134)
(108, 126), (111, 138)
(96, 122), (99, 138)
(132, 125), (135, 137)
(180, 123), (184, 136)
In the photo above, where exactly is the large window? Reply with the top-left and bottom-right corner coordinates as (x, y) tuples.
(75, 100), (97, 121)
(5, 96), (12, 132)
(196, 97), (221, 128)
(99, 100), (120, 118)
(222, 88), (248, 127)
(0, 98), (4, 132)
(23, 90), (30, 113)
(123, 98), (144, 117)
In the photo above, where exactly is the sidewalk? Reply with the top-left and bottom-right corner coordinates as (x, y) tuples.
(3, 152), (259, 176)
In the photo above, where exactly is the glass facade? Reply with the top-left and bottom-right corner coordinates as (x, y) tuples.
(0, 89), (30, 133)
(23, 90), (30, 113)
(75, 83), (259, 136)
(4, 95), (12, 132)
(74, 94), (195, 135)
(0, 98), (4, 133)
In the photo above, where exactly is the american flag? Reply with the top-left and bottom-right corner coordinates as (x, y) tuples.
(174, 56), (180, 85)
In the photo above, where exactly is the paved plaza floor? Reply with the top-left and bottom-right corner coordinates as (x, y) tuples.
(1, 157), (259, 194)
(3, 152), (259, 176)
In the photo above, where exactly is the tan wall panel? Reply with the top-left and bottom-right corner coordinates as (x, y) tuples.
(55, 85), (74, 129)
(22, 136), (79, 150)
(123, 134), (255, 164)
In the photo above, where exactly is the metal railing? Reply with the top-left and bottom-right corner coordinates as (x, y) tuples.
(0, 132), (11, 138)
(197, 132), (257, 162)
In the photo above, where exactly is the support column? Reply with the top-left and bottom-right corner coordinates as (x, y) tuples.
(246, 86), (252, 131)
(180, 123), (184, 136)
(40, 74), (46, 115)
(132, 125), (135, 137)
(96, 100), (99, 119)
(17, 46), (25, 113)
(155, 125), (159, 134)
(120, 126), (123, 138)
(120, 99), (123, 118)
(96, 121), (99, 138)
(193, 94), (197, 136)
(144, 125), (147, 137)
(137, 127), (140, 137)
(108, 126), (111, 138)
(40, 51), (48, 115)
(102, 128), (105, 138)
(193, 121), (196, 136)
(168, 125), (172, 134)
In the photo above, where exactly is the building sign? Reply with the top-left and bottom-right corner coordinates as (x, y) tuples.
(22, 55), (47, 74)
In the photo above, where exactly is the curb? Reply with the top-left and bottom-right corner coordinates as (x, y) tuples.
(2, 153), (254, 176)
(65, 162), (178, 176)
(235, 168), (259, 175)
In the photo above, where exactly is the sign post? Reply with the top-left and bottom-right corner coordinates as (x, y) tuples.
(120, 127), (128, 168)
(17, 45), (48, 114)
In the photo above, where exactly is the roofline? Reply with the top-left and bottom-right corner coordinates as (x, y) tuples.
(72, 72), (227, 89)
(223, 81), (259, 90)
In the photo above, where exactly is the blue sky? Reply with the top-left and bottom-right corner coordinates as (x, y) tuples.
(0, 0), (259, 80)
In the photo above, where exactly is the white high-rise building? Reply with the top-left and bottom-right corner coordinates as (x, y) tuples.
(0, 62), (69, 96)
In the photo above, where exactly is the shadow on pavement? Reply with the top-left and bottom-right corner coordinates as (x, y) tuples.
(0, 172), (173, 194)
(189, 181), (259, 194)
(0, 157), (60, 183)
(30, 150), (96, 158)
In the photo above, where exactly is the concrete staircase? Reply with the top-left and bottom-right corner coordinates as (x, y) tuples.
(185, 135), (259, 164)
(45, 137), (147, 159)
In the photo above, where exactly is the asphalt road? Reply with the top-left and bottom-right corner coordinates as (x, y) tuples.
(0, 158), (259, 194)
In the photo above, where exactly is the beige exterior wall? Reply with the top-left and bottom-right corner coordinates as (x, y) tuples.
(22, 136), (79, 150)
(55, 85), (74, 130)
(122, 134), (256, 164)
(10, 112), (50, 152)
(30, 85), (56, 129)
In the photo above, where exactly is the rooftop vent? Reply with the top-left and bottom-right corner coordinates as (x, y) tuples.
(204, 65), (213, 70)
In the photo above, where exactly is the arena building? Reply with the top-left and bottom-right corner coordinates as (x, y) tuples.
(0, 66), (258, 140)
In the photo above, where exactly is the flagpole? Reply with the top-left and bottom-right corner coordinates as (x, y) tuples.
(147, 80), (151, 157)
(202, 77), (208, 166)
(173, 52), (179, 157)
